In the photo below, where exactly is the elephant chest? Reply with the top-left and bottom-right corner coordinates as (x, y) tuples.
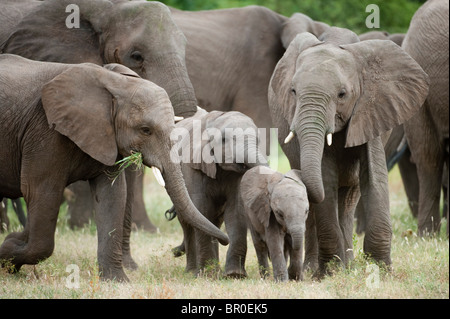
(323, 133), (362, 188)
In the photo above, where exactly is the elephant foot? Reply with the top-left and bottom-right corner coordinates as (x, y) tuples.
(288, 267), (303, 281)
(172, 243), (185, 257)
(99, 266), (129, 282)
(304, 254), (318, 273)
(0, 236), (51, 274)
(122, 253), (138, 271)
(224, 268), (247, 279)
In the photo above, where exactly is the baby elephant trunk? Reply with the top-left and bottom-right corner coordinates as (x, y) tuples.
(289, 227), (304, 251)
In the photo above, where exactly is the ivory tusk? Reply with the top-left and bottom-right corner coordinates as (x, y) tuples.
(174, 116), (184, 122)
(327, 133), (333, 146)
(284, 131), (295, 144)
(152, 166), (165, 187)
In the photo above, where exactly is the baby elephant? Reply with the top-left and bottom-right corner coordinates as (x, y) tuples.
(240, 166), (309, 281)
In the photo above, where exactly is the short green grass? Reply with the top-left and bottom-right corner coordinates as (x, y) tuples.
(0, 158), (448, 299)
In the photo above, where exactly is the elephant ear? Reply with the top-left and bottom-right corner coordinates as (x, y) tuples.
(270, 32), (323, 125)
(281, 13), (330, 48)
(41, 64), (118, 166)
(177, 110), (222, 179)
(241, 167), (281, 229)
(341, 40), (430, 148)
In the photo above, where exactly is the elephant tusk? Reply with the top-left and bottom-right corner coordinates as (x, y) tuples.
(174, 116), (184, 122)
(284, 131), (295, 144)
(327, 133), (333, 146)
(152, 166), (165, 187)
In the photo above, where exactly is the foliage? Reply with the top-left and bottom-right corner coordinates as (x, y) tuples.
(161, 0), (425, 34)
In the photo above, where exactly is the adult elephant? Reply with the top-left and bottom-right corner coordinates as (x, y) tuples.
(168, 108), (267, 278)
(268, 27), (429, 277)
(1, 0), (199, 235)
(402, 0), (449, 236)
(170, 7), (328, 138)
(0, 55), (228, 281)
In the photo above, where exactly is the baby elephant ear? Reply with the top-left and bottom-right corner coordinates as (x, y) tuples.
(41, 64), (118, 166)
(341, 40), (430, 148)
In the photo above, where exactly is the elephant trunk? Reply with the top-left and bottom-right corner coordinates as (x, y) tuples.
(146, 54), (198, 118)
(144, 146), (229, 246)
(292, 93), (331, 204)
(289, 227), (304, 251)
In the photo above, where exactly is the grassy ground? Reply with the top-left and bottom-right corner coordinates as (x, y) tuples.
(0, 160), (448, 299)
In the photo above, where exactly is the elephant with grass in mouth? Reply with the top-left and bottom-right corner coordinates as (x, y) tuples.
(269, 27), (429, 277)
(0, 54), (228, 282)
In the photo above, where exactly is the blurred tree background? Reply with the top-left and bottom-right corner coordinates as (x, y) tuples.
(161, 0), (426, 34)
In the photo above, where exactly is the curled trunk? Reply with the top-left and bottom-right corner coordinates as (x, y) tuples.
(157, 154), (229, 246)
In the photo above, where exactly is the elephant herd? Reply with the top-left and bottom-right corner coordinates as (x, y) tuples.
(0, 0), (448, 283)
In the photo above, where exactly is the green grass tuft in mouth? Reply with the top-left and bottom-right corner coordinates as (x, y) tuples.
(107, 151), (143, 185)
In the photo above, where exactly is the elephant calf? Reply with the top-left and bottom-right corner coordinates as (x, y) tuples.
(168, 107), (268, 278)
(240, 166), (309, 281)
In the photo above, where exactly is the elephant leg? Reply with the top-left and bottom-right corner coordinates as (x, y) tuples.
(338, 186), (360, 265)
(128, 168), (157, 233)
(223, 198), (247, 278)
(121, 168), (143, 271)
(0, 199), (9, 233)
(186, 193), (218, 275)
(416, 158), (444, 236)
(304, 210), (318, 272)
(266, 214), (288, 282)
(67, 181), (94, 229)
(89, 173), (129, 282)
(0, 176), (64, 272)
(176, 214), (196, 274)
(398, 148), (419, 218)
(359, 139), (392, 267)
(248, 227), (270, 278)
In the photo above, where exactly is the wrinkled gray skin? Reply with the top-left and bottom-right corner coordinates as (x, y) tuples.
(358, 30), (405, 47)
(402, 0), (449, 236)
(0, 55), (227, 282)
(171, 8), (330, 146)
(240, 166), (309, 282)
(269, 28), (429, 277)
(0, 0), (199, 240)
(170, 108), (267, 278)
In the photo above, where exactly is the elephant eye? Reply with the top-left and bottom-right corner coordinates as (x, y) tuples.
(291, 88), (296, 95)
(140, 127), (152, 136)
(130, 51), (144, 63)
(338, 89), (346, 99)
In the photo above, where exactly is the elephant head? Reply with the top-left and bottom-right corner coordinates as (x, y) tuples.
(2, 0), (197, 117)
(40, 63), (228, 245)
(174, 108), (268, 179)
(269, 27), (430, 203)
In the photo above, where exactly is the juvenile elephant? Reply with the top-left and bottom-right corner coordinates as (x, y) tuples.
(0, 54), (228, 281)
(168, 108), (267, 278)
(240, 166), (309, 282)
(402, 0), (449, 236)
(269, 28), (429, 277)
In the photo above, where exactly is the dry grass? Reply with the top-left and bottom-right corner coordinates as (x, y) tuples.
(0, 164), (448, 299)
